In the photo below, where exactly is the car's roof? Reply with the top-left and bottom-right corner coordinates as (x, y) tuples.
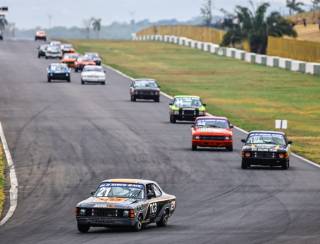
(101, 178), (157, 185)
(50, 63), (67, 67)
(248, 130), (285, 135)
(196, 116), (228, 120)
(134, 78), (156, 82)
(174, 95), (200, 98)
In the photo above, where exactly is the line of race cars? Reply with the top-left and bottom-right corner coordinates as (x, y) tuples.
(36, 33), (292, 234)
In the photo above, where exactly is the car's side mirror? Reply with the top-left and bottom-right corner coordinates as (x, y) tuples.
(203, 103), (207, 106)
(230, 124), (234, 129)
(288, 141), (293, 145)
(191, 124), (195, 128)
(90, 191), (95, 196)
(169, 102), (173, 106)
(241, 139), (246, 143)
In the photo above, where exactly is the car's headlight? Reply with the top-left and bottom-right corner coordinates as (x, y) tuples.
(66, 73), (69, 76)
(79, 209), (86, 216)
(193, 135), (200, 140)
(225, 136), (231, 140)
(123, 210), (129, 217)
(173, 110), (179, 115)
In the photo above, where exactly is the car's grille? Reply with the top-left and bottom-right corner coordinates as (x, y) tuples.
(137, 90), (154, 95)
(182, 109), (196, 115)
(81, 208), (125, 217)
(199, 136), (226, 140)
(253, 152), (276, 159)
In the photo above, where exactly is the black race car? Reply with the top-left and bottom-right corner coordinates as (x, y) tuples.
(38, 44), (48, 58)
(130, 79), (161, 102)
(47, 63), (71, 83)
(84, 52), (102, 65)
(241, 131), (292, 170)
(75, 179), (176, 233)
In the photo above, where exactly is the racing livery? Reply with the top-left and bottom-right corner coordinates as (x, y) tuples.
(130, 79), (160, 102)
(61, 44), (75, 54)
(74, 56), (96, 72)
(38, 44), (48, 58)
(47, 63), (71, 82)
(241, 131), (292, 169)
(76, 179), (176, 233)
(169, 95), (206, 123)
(84, 52), (102, 65)
(192, 116), (233, 151)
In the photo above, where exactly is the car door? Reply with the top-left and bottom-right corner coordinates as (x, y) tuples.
(145, 183), (168, 222)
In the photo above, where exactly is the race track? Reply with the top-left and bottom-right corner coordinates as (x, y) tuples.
(1, 40), (320, 244)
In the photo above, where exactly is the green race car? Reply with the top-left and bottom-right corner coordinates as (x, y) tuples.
(169, 95), (206, 123)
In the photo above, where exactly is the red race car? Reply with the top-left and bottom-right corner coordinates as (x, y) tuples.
(35, 30), (47, 41)
(192, 116), (233, 151)
(61, 53), (80, 68)
(74, 56), (96, 72)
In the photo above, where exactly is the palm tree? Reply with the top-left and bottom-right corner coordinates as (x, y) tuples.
(221, 2), (297, 54)
(200, 0), (213, 27)
(92, 18), (102, 39)
(286, 0), (305, 15)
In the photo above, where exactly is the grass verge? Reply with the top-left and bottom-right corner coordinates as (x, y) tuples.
(70, 40), (320, 164)
(0, 145), (5, 217)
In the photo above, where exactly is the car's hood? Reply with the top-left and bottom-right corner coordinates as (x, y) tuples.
(63, 58), (76, 62)
(134, 87), (160, 91)
(193, 127), (232, 136)
(243, 144), (287, 152)
(77, 197), (142, 209)
(81, 71), (105, 76)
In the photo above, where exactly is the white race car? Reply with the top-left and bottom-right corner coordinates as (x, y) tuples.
(81, 65), (106, 85)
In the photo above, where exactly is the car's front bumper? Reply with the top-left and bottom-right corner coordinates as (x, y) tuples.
(48, 73), (70, 80)
(242, 157), (289, 166)
(76, 216), (136, 227)
(82, 77), (106, 83)
(46, 53), (62, 58)
(192, 139), (232, 148)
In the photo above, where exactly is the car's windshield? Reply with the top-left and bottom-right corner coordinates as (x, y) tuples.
(134, 81), (158, 88)
(246, 133), (286, 145)
(85, 53), (99, 58)
(63, 44), (72, 48)
(83, 66), (103, 72)
(196, 119), (229, 129)
(174, 97), (201, 107)
(48, 46), (60, 51)
(95, 183), (145, 199)
(50, 65), (68, 72)
(64, 54), (78, 59)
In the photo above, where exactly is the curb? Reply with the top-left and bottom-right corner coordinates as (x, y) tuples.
(104, 64), (320, 169)
(0, 122), (18, 226)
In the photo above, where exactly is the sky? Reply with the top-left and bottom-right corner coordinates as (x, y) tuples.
(0, 0), (314, 29)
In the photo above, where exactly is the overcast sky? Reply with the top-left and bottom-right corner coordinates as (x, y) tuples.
(0, 0), (313, 29)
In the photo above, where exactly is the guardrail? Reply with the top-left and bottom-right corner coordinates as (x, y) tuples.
(132, 34), (320, 76)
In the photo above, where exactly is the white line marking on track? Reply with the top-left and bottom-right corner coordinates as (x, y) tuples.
(104, 64), (320, 168)
(0, 122), (18, 226)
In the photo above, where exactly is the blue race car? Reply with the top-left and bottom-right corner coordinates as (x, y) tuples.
(47, 63), (71, 83)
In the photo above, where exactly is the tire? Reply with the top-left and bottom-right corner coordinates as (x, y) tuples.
(48, 78), (51, 83)
(133, 215), (143, 232)
(67, 78), (71, 83)
(77, 224), (90, 233)
(45, 56), (48, 59)
(281, 160), (289, 170)
(131, 95), (136, 102)
(81, 80), (85, 85)
(154, 97), (160, 103)
(241, 160), (248, 169)
(156, 211), (169, 227)
(101, 82), (105, 85)
(192, 144), (197, 151)
(170, 115), (176, 123)
(226, 146), (233, 152)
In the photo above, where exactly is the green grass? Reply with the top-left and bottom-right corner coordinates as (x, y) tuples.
(0, 145), (5, 216)
(70, 40), (320, 163)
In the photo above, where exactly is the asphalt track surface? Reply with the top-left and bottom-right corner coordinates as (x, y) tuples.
(1, 40), (320, 244)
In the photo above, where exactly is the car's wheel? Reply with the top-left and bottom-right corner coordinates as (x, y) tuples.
(45, 56), (48, 59)
(77, 224), (90, 233)
(131, 95), (136, 102)
(154, 97), (160, 103)
(81, 80), (85, 85)
(67, 78), (71, 83)
(133, 215), (143, 232)
(226, 146), (233, 152)
(192, 144), (197, 151)
(156, 211), (169, 227)
(48, 78), (51, 83)
(101, 82), (106, 85)
(281, 160), (289, 170)
(170, 115), (176, 123)
(241, 160), (248, 169)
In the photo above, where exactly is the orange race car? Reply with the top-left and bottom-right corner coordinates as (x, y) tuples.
(35, 30), (47, 41)
(61, 53), (80, 68)
(74, 56), (96, 72)
(192, 116), (233, 151)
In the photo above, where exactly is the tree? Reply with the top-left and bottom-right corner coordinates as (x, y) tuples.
(0, 16), (8, 31)
(286, 0), (305, 15)
(312, 0), (320, 10)
(201, 0), (213, 26)
(221, 2), (297, 54)
(83, 18), (94, 39)
(92, 18), (102, 39)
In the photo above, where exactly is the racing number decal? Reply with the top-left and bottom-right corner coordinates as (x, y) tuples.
(150, 203), (157, 215)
